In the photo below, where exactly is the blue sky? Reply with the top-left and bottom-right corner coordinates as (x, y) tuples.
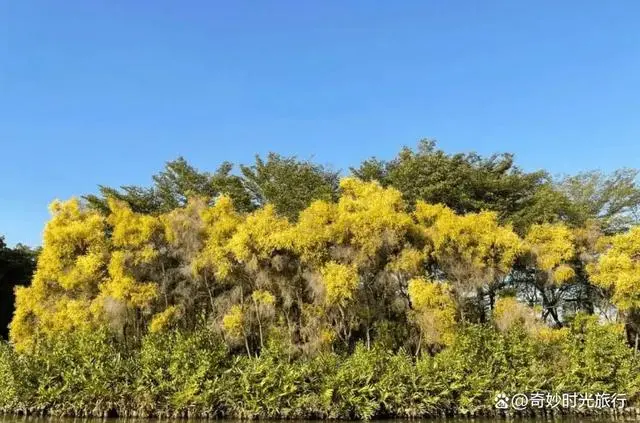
(1, 1), (639, 247)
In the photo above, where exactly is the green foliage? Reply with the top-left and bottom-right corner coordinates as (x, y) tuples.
(351, 139), (565, 233)
(222, 350), (309, 418)
(0, 237), (38, 339)
(240, 152), (340, 220)
(0, 342), (23, 412)
(559, 169), (640, 234)
(84, 157), (254, 214)
(0, 320), (638, 418)
(135, 329), (229, 417)
(4, 141), (640, 419)
(560, 314), (640, 395)
(321, 344), (386, 419)
(0, 330), (133, 416)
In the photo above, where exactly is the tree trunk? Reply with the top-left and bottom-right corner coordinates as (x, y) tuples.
(243, 329), (252, 357)
(203, 271), (215, 313)
(366, 325), (371, 350)
(161, 262), (168, 308)
(256, 302), (264, 349)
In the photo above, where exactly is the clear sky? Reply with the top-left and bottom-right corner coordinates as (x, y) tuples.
(1, 1), (639, 247)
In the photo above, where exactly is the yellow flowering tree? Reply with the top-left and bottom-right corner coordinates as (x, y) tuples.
(408, 277), (456, 354)
(102, 199), (166, 338)
(588, 226), (640, 345)
(414, 202), (523, 321)
(292, 178), (419, 349)
(523, 223), (579, 325)
(13, 173), (633, 359)
(526, 223), (576, 283)
(10, 199), (110, 351)
(182, 196), (242, 319)
(215, 203), (293, 354)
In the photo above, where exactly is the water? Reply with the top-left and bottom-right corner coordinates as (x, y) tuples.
(1, 418), (638, 423)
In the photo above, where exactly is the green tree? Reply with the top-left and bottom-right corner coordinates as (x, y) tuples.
(240, 153), (340, 220)
(558, 169), (640, 234)
(351, 139), (575, 233)
(84, 157), (254, 215)
(0, 236), (38, 339)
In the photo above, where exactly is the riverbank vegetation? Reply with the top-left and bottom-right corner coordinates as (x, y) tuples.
(1, 141), (639, 418)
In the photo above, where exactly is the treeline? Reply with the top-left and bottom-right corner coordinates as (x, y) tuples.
(1, 140), (640, 418)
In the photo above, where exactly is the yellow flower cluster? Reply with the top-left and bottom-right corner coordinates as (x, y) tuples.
(10, 178), (637, 353)
(407, 278), (456, 346)
(320, 262), (359, 306)
(525, 223), (576, 283)
(588, 226), (640, 310)
(416, 203), (522, 285)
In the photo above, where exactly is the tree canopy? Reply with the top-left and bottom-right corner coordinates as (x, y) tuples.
(3, 140), (640, 418)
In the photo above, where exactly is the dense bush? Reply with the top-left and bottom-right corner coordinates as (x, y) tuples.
(0, 330), (132, 416)
(1, 318), (638, 419)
